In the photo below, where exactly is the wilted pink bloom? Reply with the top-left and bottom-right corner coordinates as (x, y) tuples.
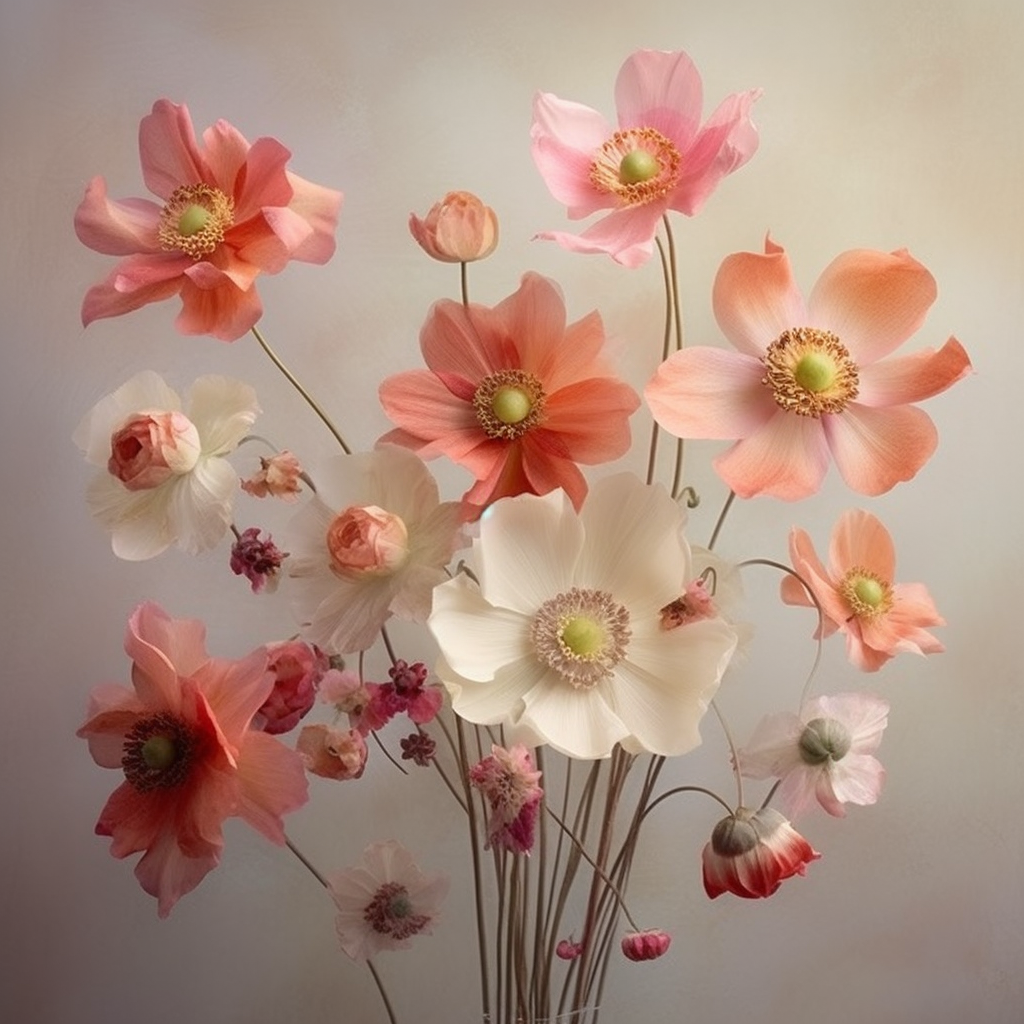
(328, 841), (449, 960)
(75, 99), (342, 341)
(318, 667), (366, 709)
(739, 692), (889, 818)
(531, 50), (760, 267)
(621, 929), (672, 962)
(76, 602), (308, 916)
(399, 732), (437, 767)
(296, 724), (367, 781)
(253, 641), (326, 734)
(646, 240), (972, 499)
(410, 191), (498, 263)
(230, 527), (287, 593)
(385, 660), (443, 724)
(556, 937), (584, 961)
(469, 744), (544, 854)
(781, 508), (945, 671)
(660, 576), (718, 629)
(241, 451), (304, 502)
(379, 272), (640, 512)
(702, 807), (819, 900)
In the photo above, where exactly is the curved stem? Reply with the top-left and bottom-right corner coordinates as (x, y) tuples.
(366, 959), (399, 1024)
(639, 785), (735, 823)
(710, 698), (744, 809)
(285, 836), (329, 889)
(708, 490), (736, 551)
(250, 325), (351, 454)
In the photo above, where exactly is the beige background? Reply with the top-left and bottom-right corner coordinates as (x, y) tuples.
(1, 1), (1021, 1022)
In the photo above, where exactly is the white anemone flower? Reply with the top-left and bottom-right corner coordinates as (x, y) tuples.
(73, 370), (258, 560)
(286, 445), (465, 654)
(429, 474), (738, 759)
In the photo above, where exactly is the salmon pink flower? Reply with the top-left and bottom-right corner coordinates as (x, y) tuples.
(702, 807), (819, 900)
(74, 370), (259, 559)
(76, 602), (308, 917)
(410, 191), (498, 263)
(253, 640), (327, 734)
(739, 692), (889, 818)
(379, 272), (640, 512)
(296, 724), (368, 781)
(74, 99), (342, 341)
(240, 450), (304, 502)
(781, 508), (945, 671)
(531, 50), (761, 267)
(646, 240), (972, 499)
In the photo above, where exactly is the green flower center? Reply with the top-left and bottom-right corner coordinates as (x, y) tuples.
(491, 386), (532, 425)
(140, 734), (178, 771)
(473, 370), (546, 440)
(618, 149), (660, 185)
(177, 203), (212, 237)
(560, 616), (606, 657)
(762, 328), (860, 417)
(121, 713), (196, 791)
(840, 567), (893, 618)
(158, 183), (235, 260)
(589, 126), (681, 207)
(798, 717), (853, 765)
(794, 352), (836, 393)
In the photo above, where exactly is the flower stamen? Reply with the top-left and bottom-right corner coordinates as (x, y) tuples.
(840, 566), (893, 618)
(122, 713), (196, 791)
(363, 881), (430, 940)
(473, 370), (546, 440)
(158, 184), (235, 260)
(589, 127), (681, 207)
(762, 328), (859, 417)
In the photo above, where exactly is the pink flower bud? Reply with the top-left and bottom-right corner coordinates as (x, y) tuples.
(241, 450), (304, 501)
(296, 724), (368, 780)
(409, 191), (499, 263)
(621, 929), (672, 962)
(108, 411), (201, 490)
(556, 938), (584, 960)
(254, 641), (326, 734)
(327, 505), (409, 575)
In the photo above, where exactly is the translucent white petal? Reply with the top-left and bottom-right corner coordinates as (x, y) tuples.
(186, 375), (260, 455)
(85, 472), (175, 560)
(436, 653), (548, 727)
(518, 679), (627, 759)
(167, 458), (235, 554)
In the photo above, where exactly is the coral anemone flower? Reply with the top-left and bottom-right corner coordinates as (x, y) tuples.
(645, 240), (972, 499)
(531, 49), (761, 267)
(379, 272), (640, 512)
(781, 509), (945, 671)
(76, 603), (308, 917)
(74, 99), (342, 341)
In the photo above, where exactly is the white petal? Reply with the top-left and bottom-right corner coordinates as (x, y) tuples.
(437, 653), (547, 726)
(167, 458), (235, 554)
(307, 575), (395, 654)
(186, 375), (260, 455)
(316, 447), (440, 523)
(518, 679), (627, 759)
(85, 473), (175, 561)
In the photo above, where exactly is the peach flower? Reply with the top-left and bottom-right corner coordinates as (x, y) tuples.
(409, 191), (498, 263)
(108, 411), (200, 489)
(74, 99), (342, 341)
(296, 724), (368, 781)
(240, 451), (304, 502)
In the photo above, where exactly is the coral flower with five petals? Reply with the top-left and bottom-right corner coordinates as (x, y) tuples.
(379, 272), (640, 513)
(531, 49), (761, 267)
(74, 99), (342, 341)
(645, 239), (972, 499)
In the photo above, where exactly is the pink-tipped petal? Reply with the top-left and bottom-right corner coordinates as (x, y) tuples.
(283, 172), (342, 263)
(139, 100), (206, 199)
(828, 509), (896, 581)
(807, 248), (937, 365)
(74, 178), (162, 255)
(536, 203), (665, 267)
(856, 337), (972, 406)
(175, 275), (263, 341)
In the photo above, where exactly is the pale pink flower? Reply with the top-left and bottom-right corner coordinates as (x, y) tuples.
(738, 692), (889, 818)
(253, 641), (327, 734)
(296, 724), (367, 781)
(328, 841), (449, 961)
(531, 50), (760, 267)
(241, 451), (304, 502)
(230, 527), (287, 593)
(410, 191), (498, 263)
(781, 508), (945, 671)
(286, 445), (464, 653)
(469, 744), (544, 854)
(379, 272), (640, 512)
(75, 99), (342, 341)
(702, 807), (819, 900)
(74, 371), (259, 559)
(646, 240), (972, 499)
(76, 602), (308, 916)
(621, 929), (672, 962)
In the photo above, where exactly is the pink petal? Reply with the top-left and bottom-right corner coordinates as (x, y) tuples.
(713, 412), (830, 500)
(125, 602), (207, 711)
(74, 178), (162, 255)
(781, 526), (847, 631)
(856, 337), (972, 406)
(645, 347), (776, 439)
(283, 171), (342, 263)
(615, 50), (702, 144)
(193, 648), (274, 744)
(540, 377), (639, 461)
(518, 439), (589, 510)
(807, 248), (937, 365)
(231, 213), (301, 274)
(133, 827), (221, 919)
(823, 403), (937, 495)
(493, 273), (567, 371)
(419, 299), (507, 378)
(199, 117), (253, 198)
(230, 136), (294, 222)
(81, 268), (183, 328)
(712, 239), (807, 357)
(174, 274), (263, 341)
(139, 100), (207, 199)
(828, 509), (896, 581)
(378, 371), (480, 451)
(536, 203), (666, 268)
(539, 310), (611, 392)
(234, 729), (309, 844)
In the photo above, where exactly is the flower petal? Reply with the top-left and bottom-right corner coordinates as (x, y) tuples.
(234, 729), (309, 843)
(74, 178), (162, 255)
(166, 457), (236, 554)
(856, 337), (972, 406)
(829, 509), (896, 581)
(186, 375), (260, 455)
(536, 204), (665, 267)
(139, 100), (207, 200)
(519, 678), (627, 759)
(615, 50), (702, 143)
(175, 273), (263, 341)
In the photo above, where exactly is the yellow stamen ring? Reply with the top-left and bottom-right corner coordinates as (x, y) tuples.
(473, 370), (546, 440)
(158, 183), (235, 260)
(840, 567), (893, 618)
(589, 127), (681, 207)
(762, 327), (860, 417)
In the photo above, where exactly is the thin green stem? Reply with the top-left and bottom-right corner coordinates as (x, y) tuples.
(285, 836), (328, 889)
(645, 236), (675, 486)
(661, 216), (687, 499)
(460, 261), (469, 307)
(639, 785), (735, 822)
(366, 959), (399, 1024)
(708, 490), (736, 551)
(710, 698), (744, 809)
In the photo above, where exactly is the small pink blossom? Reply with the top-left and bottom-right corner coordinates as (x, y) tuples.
(75, 99), (342, 341)
(385, 660), (443, 725)
(469, 744), (544, 854)
(108, 411), (201, 490)
(241, 451), (304, 502)
(253, 641), (327, 734)
(738, 692), (889, 818)
(556, 937), (584, 961)
(702, 807), (819, 900)
(410, 191), (498, 263)
(531, 50), (760, 267)
(230, 527), (287, 593)
(646, 240), (972, 499)
(660, 576), (718, 629)
(296, 724), (367, 781)
(781, 508), (945, 671)
(621, 929), (672, 962)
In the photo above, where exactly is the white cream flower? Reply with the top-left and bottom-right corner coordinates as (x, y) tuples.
(429, 474), (738, 759)
(73, 370), (259, 560)
(286, 445), (465, 654)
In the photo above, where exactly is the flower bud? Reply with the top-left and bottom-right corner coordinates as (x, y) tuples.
(409, 191), (498, 263)
(621, 929), (672, 962)
(241, 450), (304, 501)
(255, 640), (326, 734)
(327, 505), (409, 575)
(108, 411), (201, 490)
(296, 724), (368, 780)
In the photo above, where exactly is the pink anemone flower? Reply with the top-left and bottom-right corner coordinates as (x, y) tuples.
(76, 603), (308, 916)
(378, 272), (640, 512)
(74, 99), (342, 341)
(531, 49), (761, 267)
(645, 239), (972, 499)
(781, 508), (945, 671)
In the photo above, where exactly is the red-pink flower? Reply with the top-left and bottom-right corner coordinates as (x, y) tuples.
(781, 509), (945, 671)
(469, 744), (544, 854)
(621, 929), (672, 962)
(702, 807), (819, 900)
(76, 603), (308, 916)
(379, 272), (640, 511)
(531, 50), (760, 267)
(645, 240), (972, 499)
(74, 99), (342, 341)
(254, 640), (326, 734)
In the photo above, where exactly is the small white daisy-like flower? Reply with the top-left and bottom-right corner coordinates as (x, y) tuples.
(73, 370), (259, 559)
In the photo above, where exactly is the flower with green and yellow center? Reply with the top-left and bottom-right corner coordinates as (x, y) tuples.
(121, 712), (196, 791)
(472, 370), (546, 440)
(762, 327), (860, 417)
(839, 567), (893, 618)
(589, 127), (681, 207)
(158, 183), (235, 260)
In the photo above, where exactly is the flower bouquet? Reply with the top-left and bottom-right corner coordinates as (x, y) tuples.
(71, 49), (970, 1024)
